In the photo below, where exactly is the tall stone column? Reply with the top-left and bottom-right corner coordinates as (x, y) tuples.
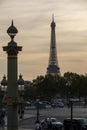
(3, 20), (22, 130)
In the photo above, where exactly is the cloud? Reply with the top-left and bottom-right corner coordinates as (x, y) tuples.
(0, 0), (87, 80)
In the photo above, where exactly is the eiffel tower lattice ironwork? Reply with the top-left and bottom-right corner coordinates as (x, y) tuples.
(46, 15), (60, 76)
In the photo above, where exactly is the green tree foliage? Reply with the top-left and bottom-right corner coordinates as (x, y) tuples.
(24, 72), (87, 100)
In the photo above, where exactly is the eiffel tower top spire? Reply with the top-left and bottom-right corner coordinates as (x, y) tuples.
(46, 16), (60, 76)
(52, 14), (54, 22)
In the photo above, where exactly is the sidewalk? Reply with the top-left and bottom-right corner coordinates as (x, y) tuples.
(5, 112), (36, 124)
(4, 113), (35, 130)
(4, 128), (33, 130)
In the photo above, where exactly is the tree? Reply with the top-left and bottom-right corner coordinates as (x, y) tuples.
(23, 72), (87, 101)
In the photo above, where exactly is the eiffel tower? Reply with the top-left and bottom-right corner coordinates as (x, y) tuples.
(46, 15), (60, 76)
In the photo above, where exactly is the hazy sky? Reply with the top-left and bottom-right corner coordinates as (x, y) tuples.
(0, 0), (87, 81)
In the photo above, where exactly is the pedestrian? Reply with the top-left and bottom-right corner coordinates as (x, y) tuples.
(0, 117), (1, 130)
(0, 109), (5, 130)
(35, 120), (41, 130)
(48, 121), (52, 130)
(18, 105), (24, 119)
(0, 108), (6, 118)
(1, 118), (5, 130)
(43, 120), (48, 130)
(21, 108), (24, 118)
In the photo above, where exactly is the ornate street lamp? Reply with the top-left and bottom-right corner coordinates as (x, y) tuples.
(18, 74), (25, 119)
(1, 75), (7, 92)
(1, 75), (7, 105)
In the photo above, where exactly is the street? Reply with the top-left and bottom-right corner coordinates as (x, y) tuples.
(18, 106), (87, 129)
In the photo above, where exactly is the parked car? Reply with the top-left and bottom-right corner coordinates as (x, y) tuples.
(51, 102), (64, 108)
(41, 117), (63, 129)
(57, 102), (64, 108)
(63, 118), (87, 130)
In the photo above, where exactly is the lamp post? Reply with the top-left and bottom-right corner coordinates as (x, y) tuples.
(1, 75), (7, 108)
(65, 79), (72, 108)
(36, 98), (40, 121)
(18, 74), (24, 119)
(69, 98), (80, 130)
(3, 20), (22, 130)
(70, 98), (73, 130)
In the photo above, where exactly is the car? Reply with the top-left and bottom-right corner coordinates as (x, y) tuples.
(41, 117), (63, 129)
(57, 102), (64, 108)
(51, 102), (64, 108)
(63, 118), (87, 130)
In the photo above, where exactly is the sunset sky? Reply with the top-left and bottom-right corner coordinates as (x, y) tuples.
(0, 0), (87, 81)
